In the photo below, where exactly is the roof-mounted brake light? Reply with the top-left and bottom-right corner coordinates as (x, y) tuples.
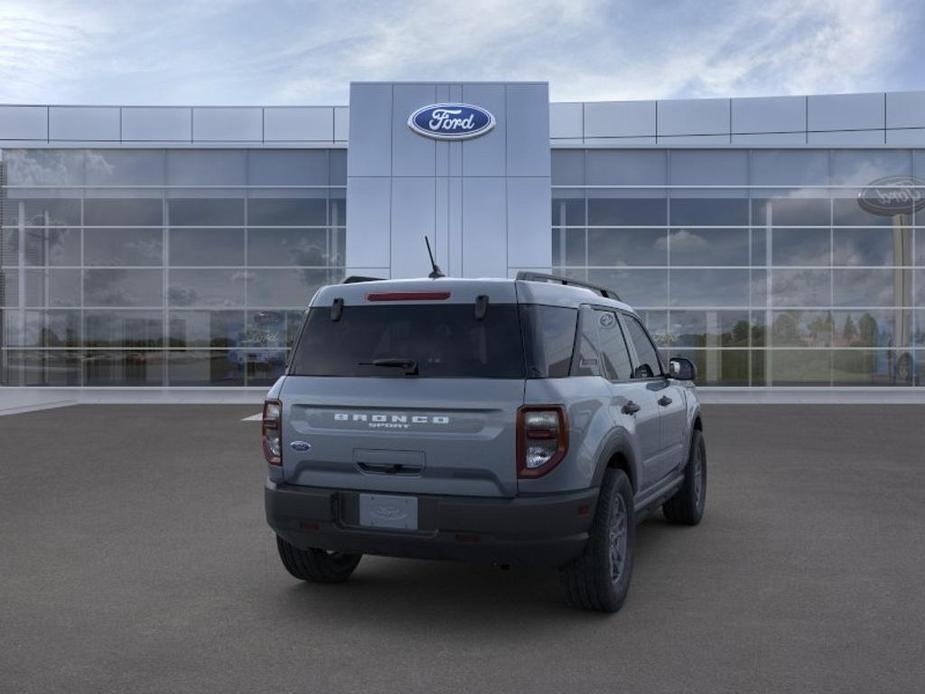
(366, 291), (451, 302)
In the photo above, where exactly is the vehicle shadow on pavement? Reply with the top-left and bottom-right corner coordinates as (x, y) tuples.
(267, 517), (680, 627)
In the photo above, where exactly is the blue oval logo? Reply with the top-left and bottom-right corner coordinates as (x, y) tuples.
(290, 441), (311, 452)
(408, 103), (495, 140)
(858, 176), (925, 216)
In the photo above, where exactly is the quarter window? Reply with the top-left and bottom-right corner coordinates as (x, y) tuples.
(594, 310), (633, 381)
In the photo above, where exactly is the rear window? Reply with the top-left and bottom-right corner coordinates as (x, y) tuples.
(289, 303), (525, 378)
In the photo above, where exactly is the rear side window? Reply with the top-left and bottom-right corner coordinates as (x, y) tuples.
(289, 304), (525, 379)
(623, 314), (663, 378)
(520, 305), (577, 378)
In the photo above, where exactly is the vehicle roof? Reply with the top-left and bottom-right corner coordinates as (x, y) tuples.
(310, 276), (636, 313)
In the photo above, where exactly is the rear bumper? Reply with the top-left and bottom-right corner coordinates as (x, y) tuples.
(265, 481), (598, 567)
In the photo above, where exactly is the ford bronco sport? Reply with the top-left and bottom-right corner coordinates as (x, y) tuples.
(263, 272), (705, 612)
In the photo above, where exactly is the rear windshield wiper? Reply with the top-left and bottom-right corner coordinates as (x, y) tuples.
(358, 358), (419, 376)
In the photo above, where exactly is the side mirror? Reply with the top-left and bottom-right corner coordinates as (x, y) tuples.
(668, 357), (697, 381)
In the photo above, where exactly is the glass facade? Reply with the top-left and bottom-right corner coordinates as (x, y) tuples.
(552, 149), (925, 387)
(0, 148), (346, 386)
(2, 144), (923, 389)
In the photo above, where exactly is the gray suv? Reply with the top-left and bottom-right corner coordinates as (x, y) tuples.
(263, 272), (706, 612)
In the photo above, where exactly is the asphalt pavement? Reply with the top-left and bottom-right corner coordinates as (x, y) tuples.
(2, 404), (924, 694)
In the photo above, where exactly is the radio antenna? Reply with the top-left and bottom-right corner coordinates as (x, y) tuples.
(424, 236), (445, 279)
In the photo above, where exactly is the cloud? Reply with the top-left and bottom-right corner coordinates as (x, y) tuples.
(0, 0), (919, 105)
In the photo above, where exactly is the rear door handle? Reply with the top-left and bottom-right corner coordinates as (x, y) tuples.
(658, 395), (673, 407)
(622, 401), (641, 415)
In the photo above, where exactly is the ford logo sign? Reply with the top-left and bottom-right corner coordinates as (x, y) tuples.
(858, 176), (925, 216)
(290, 441), (311, 452)
(408, 103), (495, 141)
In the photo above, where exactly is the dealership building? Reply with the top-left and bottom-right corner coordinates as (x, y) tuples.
(1, 81), (924, 392)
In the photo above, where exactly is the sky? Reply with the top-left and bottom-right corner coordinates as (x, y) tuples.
(0, 0), (923, 105)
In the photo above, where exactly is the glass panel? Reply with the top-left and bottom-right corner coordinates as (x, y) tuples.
(1, 270), (18, 306)
(770, 269), (830, 307)
(551, 150), (584, 185)
(588, 197), (667, 226)
(770, 310), (833, 347)
(670, 151), (748, 185)
(669, 269), (750, 307)
(668, 311), (750, 348)
(248, 150), (330, 185)
(5, 150), (85, 186)
(551, 197), (586, 226)
(832, 310), (911, 348)
(168, 269), (246, 307)
(588, 269), (667, 307)
(167, 198), (244, 226)
(586, 150), (666, 185)
(833, 197), (898, 227)
(668, 228), (748, 266)
(750, 311), (767, 346)
(588, 229), (666, 266)
(84, 199), (163, 226)
(85, 150), (166, 185)
(247, 228), (332, 266)
(246, 269), (331, 307)
(917, 229), (925, 266)
(768, 350), (831, 385)
(247, 198), (326, 226)
(167, 350), (244, 386)
(23, 310), (80, 347)
(10, 350), (82, 386)
(1, 228), (19, 266)
(24, 227), (81, 266)
(246, 350), (288, 387)
(84, 228), (163, 266)
(244, 310), (304, 349)
(85, 310), (163, 347)
(833, 268), (899, 307)
(917, 351), (925, 387)
(830, 150), (912, 185)
(749, 150), (829, 186)
(168, 228), (245, 266)
(916, 310), (925, 346)
(168, 310), (245, 348)
(330, 150), (347, 184)
(832, 350), (912, 386)
(771, 229), (831, 266)
(84, 351), (164, 386)
(84, 269), (163, 307)
(24, 269), (81, 307)
(329, 193), (346, 226)
(166, 150), (246, 186)
(833, 228), (905, 266)
(670, 198), (749, 226)
(8, 197), (81, 227)
(752, 197), (829, 226)
(671, 349), (749, 386)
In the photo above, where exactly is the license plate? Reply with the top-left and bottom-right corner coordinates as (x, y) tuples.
(358, 493), (418, 530)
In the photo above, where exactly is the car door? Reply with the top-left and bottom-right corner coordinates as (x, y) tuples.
(583, 307), (661, 487)
(619, 312), (685, 486)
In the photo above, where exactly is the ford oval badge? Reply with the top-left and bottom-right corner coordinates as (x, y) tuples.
(290, 441), (311, 452)
(858, 176), (925, 216)
(408, 103), (495, 141)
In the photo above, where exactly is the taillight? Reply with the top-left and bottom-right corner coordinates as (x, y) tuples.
(262, 399), (282, 465)
(517, 405), (568, 478)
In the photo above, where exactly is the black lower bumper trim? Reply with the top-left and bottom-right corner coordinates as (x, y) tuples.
(265, 482), (598, 567)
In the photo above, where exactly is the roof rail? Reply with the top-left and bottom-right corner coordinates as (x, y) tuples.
(515, 271), (621, 301)
(342, 275), (385, 284)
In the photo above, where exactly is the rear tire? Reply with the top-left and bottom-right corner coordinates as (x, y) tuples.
(275, 536), (362, 583)
(663, 429), (707, 526)
(559, 469), (635, 613)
